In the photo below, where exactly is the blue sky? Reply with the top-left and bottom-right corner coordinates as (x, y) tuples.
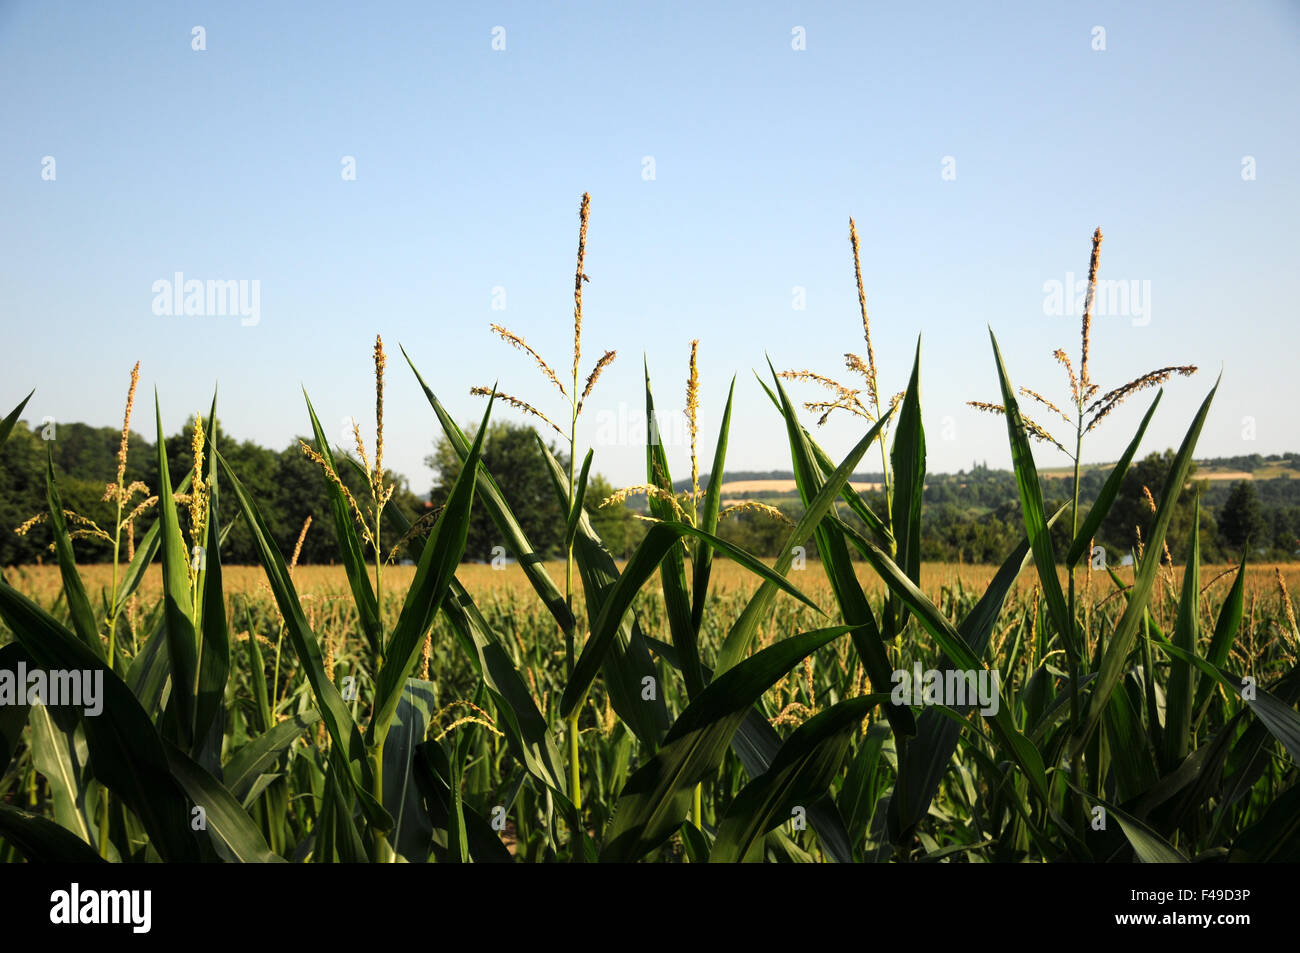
(3, 1), (1297, 495)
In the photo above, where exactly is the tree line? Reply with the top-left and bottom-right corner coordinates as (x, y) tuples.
(3, 417), (1296, 567)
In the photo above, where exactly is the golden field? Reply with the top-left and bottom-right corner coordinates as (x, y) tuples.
(7, 558), (1296, 613)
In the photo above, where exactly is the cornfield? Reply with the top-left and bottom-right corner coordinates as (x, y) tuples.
(1, 199), (1296, 864)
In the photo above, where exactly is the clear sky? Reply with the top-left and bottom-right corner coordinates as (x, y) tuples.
(3, 1), (1297, 495)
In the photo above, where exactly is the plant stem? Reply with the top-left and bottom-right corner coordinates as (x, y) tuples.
(369, 745), (391, 862)
(374, 509), (384, 658)
(1066, 412), (1083, 782)
(878, 432), (894, 541)
(566, 387), (587, 857)
(370, 481), (394, 861)
(98, 475), (126, 859)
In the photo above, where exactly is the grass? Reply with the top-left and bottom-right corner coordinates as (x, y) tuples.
(0, 203), (1296, 864)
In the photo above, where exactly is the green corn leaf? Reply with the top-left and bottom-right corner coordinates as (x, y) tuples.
(988, 330), (1074, 656)
(1066, 391), (1161, 567)
(444, 578), (570, 797)
(755, 377), (893, 549)
(215, 448), (391, 833)
(383, 498), (569, 797)
(643, 633), (854, 863)
(164, 741), (283, 862)
(0, 643), (31, 771)
(1229, 783), (1300, 862)
(0, 390), (34, 452)
(402, 344), (576, 637)
(195, 398), (230, 760)
(1103, 670), (1160, 801)
(1150, 630), (1300, 763)
(832, 516), (1051, 809)
(239, 599), (274, 735)
(768, 360), (915, 741)
(644, 357), (703, 699)
(538, 437), (670, 750)
(383, 679), (438, 862)
(716, 401), (894, 675)
(1163, 495), (1200, 768)
(28, 701), (93, 846)
(1194, 548), (1247, 726)
(564, 448), (594, 551)
(561, 519), (821, 719)
(839, 720), (891, 848)
(710, 695), (886, 862)
(154, 393), (198, 750)
(1071, 785), (1187, 862)
(691, 376), (735, 637)
(1078, 376), (1219, 753)
(414, 741), (514, 863)
(304, 391), (382, 658)
(125, 610), (170, 719)
(318, 745), (369, 863)
(0, 803), (106, 864)
(890, 338), (927, 620)
(1217, 668), (1300, 813)
(889, 515), (1058, 842)
(678, 818), (713, 862)
(110, 468), (193, 622)
(42, 449), (101, 658)
(0, 578), (202, 861)
(600, 625), (857, 862)
(372, 392), (493, 746)
(223, 709), (319, 802)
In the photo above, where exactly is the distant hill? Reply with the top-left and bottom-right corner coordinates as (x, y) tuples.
(677, 453), (1300, 496)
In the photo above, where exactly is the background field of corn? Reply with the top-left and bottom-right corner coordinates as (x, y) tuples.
(0, 203), (1296, 863)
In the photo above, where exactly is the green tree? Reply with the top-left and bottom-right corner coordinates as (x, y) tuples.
(426, 421), (570, 562)
(0, 421), (48, 566)
(1218, 479), (1265, 553)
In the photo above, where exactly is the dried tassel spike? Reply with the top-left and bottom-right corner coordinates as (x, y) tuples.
(572, 192), (591, 385)
(300, 440), (374, 546)
(1274, 567), (1298, 651)
(1084, 365), (1197, 432)
(290, 515), (312, 576)
(122, 495), (158, 527)
(323, 635), (336, 685)
(470, 386), (565, 436)
(720, 501), (794, 525)
(967, 401), (1067, 453)
(373, 334), (386, 493)
(848, 217), (879, 409)
(491, 323), (567, 397)
(116, 362), (140, 490)
(1053, 349), (1079, 406)
(686, 340), (700, 507)
(419, 630), (432, 681)
(1019, 386), (1071, 423)
(1080, 227), (1102, 394)
(599, 483), (687, 519)
(14, 512), (46, 536)
(804, 400), (872, 427)
(576, 349), (616, 418)
(189, 411), (207, 544)
(352, 418), (371, 480)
